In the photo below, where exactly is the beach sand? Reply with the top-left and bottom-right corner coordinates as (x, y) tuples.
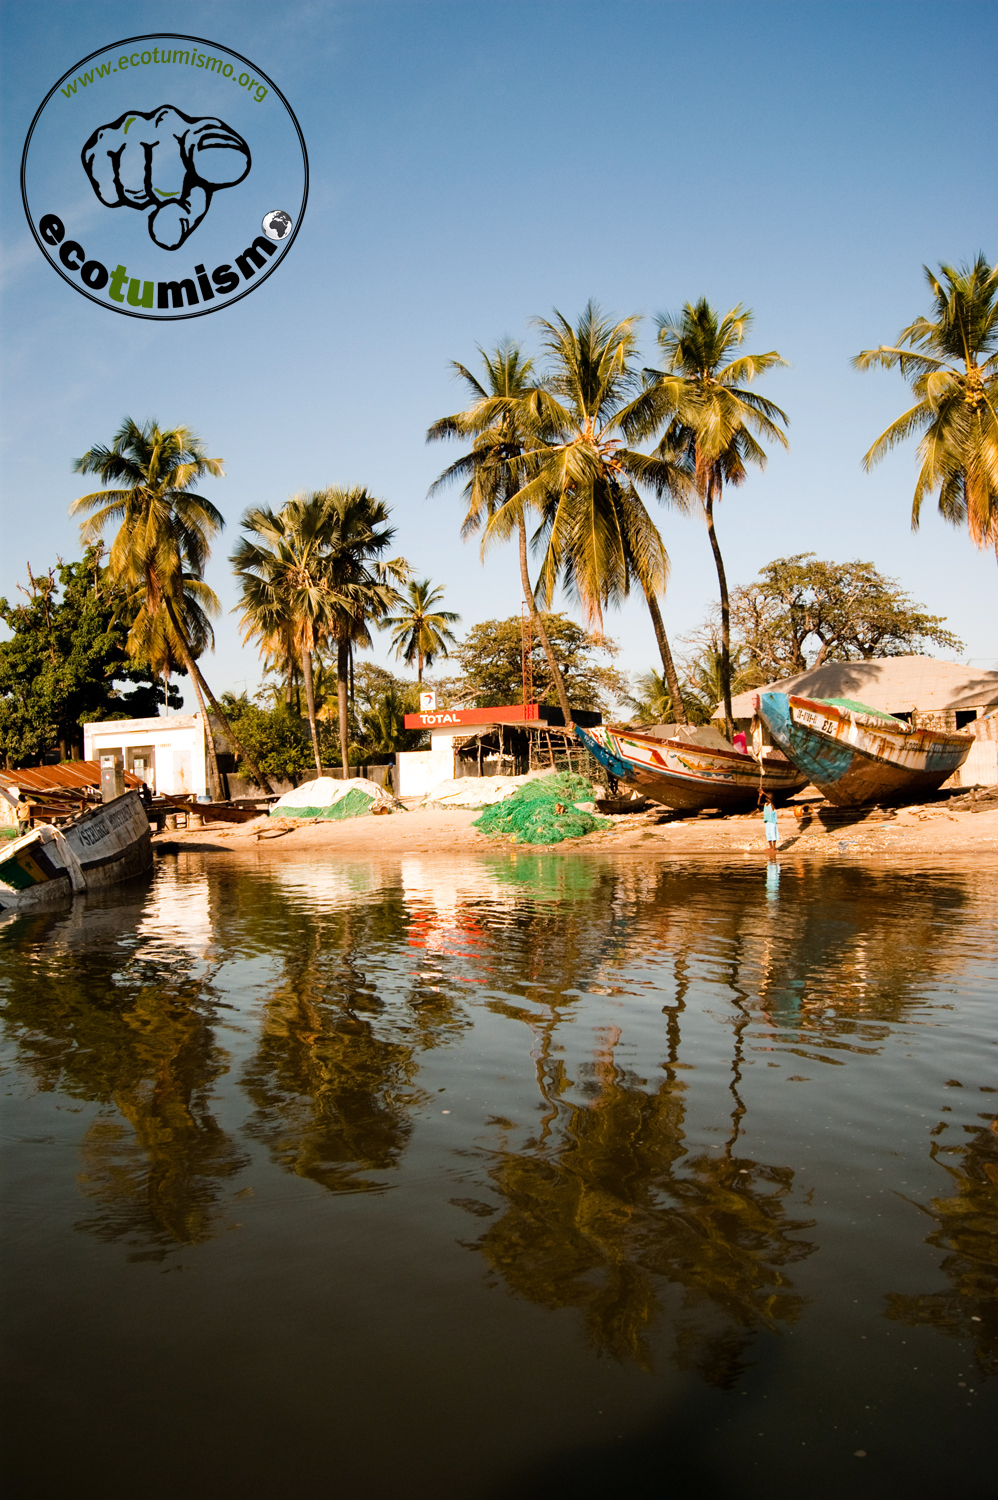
(155, 800), (998, 862)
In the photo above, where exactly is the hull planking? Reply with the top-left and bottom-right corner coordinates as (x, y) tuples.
(0, 791), (152, 914)
(575, 724), (806, 811)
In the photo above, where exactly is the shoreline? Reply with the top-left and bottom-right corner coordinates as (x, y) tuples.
(153, 801), (998, 863)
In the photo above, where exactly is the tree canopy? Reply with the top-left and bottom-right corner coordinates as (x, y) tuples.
(452, 614), (627, 714)
(0, 550), (179, 768)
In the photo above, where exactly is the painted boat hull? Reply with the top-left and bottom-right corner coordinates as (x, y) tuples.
(757, 693), (973, 807)
(575, 724), (807, 812)
(0, 791), (152, 914)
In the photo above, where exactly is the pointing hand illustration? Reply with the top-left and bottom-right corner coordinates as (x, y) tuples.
(82, 106), (251, 250)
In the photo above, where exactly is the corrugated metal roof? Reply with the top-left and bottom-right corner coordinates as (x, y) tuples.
(716, 656), (998, 721)
(0, 760), (142, 793)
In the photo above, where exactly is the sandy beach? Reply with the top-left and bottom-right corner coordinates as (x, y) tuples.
(155, 799), (998, 862)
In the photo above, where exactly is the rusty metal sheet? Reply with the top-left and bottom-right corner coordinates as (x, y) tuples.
(0, 760), (142, 793)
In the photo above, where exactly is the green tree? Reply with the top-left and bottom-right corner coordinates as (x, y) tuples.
(639, 300), (789, 739)
(622, 667), (712, 726)
(854, 255), (998, 557)
(217, 693), (317, 786)
(453, 613), (627, 714)
(71, 418), (272, 797)
(232, 494), (342, 778)
(484, 309), (689, 721)
(353, 664), (425, 756)
(427, 341), (577, 725)
(729, 554), (964, 681)
(381, 578), (460, 681)
(0, 550), (180, 768)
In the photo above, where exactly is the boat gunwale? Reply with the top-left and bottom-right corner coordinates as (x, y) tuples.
(786, 694), (975, 749)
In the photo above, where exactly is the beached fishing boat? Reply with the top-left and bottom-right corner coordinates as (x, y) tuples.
(575, 723), (807, 812)
(756, 692), (974, 807)
(0, 790), (152, 915)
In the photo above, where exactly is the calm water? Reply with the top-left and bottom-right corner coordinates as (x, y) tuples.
(1, 850), (996, 1499)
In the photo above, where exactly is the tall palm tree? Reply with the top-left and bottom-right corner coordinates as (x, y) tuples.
(639, 301), (788, 739)
(232, 495), (341, 777)
(484, 305), (690, 724)
(319, 488), (408, 775)
(72, 418), (272, 797)
(381, 578), (459, 681)
(427, 341), (577, 726)
(854, 254), (998, 557)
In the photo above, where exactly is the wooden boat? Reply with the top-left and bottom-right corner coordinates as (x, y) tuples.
(574, 722), (807, 812)
(198, 800), (271, 824)
(0, 790), (152, 915)
(755, 692), (974, 807)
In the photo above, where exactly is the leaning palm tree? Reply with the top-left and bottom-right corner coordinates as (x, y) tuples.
(72, 418), (272, 797)
(483, 306), (690, 723)
(381, 578), (459, 681)
(854, 255), (998, 557)
(319, 488), (409, 774)
(638, 301), (788, 739)
(232, 494), (342, 777)
(427, 341), (577, 726)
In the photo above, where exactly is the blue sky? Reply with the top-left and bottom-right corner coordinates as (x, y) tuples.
(2, 0), (996, 711)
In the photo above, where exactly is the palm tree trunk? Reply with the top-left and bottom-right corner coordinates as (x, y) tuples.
(162, 596), (274, 795)
(642, 586), (687, 725)
(417, 651), (423, 683)
(518, 517), (574, 728)
(301, 647), (323, 777)
(337, 635), (350, 779)
(704, 477), (734, 740)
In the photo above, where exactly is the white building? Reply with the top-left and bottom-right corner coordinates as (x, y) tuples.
(82, 715), (209, 798)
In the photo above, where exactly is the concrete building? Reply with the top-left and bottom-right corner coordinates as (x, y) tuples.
(397, 703), (602, 798)
(82, 715), (209, 798)
(717, 656), (998, 785)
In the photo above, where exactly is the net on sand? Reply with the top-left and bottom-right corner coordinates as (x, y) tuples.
(473, 773), (611, 845)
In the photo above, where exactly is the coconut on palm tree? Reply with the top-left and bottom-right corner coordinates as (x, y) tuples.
(482, 306), (689, 724)
(381, 578), (459, 681)
(854, 255), (998, 557)
(427, 341), (579, 726)
(638, 301), (788, 739)
(72, 418), (273, 796)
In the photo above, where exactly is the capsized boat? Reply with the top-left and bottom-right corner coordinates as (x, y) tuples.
(0, 789), (152, 915)
(755, 692), (973, 807)
(574, 722), (807, 812)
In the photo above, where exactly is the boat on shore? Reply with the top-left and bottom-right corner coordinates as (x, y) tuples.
(755, 692), (974, 807)
(0, 790), (152, 915)
(574, 722), (806, 812)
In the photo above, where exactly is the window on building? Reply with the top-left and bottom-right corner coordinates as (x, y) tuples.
(955, 710), (979, 729)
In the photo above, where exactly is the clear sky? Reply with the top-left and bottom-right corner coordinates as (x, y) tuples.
(2, 0), (996, 712)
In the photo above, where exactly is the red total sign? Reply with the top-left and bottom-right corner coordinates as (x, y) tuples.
(403, 704), (542, 729)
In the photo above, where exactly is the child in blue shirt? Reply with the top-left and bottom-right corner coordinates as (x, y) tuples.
(762, 795), (779, 856)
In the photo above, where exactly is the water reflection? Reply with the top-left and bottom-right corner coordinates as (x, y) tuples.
(0, 886), (246, 1260)
(886, 1109), (998, 1375)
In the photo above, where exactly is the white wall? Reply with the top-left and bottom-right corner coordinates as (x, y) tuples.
(83, 715), (208, 797)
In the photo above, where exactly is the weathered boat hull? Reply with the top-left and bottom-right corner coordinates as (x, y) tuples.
(575, 724), (806, 812)
(0, 791), (152, 914)
(757, 692), (973, 807)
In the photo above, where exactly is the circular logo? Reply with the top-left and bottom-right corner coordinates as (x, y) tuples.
(21, 33), (308, 320)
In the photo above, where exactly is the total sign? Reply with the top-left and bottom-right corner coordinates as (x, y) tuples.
(21, 33), (307, 320)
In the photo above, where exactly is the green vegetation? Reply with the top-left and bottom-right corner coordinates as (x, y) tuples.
(452, 614), (627, 714)
(0, 549), (179, 768)
(381, 578), (459, 681)
(855, 255), (998, 556)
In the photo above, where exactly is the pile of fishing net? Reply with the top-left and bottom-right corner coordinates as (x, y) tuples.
(269, 776), (403, 820)
(473, 772), (611, 845)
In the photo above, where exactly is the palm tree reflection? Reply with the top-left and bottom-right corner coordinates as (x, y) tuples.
(886, 1111), (998, 1376)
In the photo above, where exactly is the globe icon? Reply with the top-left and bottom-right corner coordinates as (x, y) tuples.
(262, 209), (293, 240)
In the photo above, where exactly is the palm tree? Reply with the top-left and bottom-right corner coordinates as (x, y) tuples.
(427, 341), (577, 726)
(639, 301), (788, 739)
(381, 578), (459, 681)
(72, 418), (272, 797)
(232, 494), (341, 777)
(482, 307), (690, 724)
(854, 255), (998, 557)
(319, 488), (408, 775)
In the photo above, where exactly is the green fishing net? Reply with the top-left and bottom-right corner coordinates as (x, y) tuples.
(473, 773), (611, 845)
(817, 698), (902, 723)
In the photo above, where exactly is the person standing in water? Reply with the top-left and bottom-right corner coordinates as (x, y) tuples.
(762, 794), (779, 858)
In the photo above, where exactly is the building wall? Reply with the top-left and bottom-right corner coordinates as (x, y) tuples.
(83, 716), (208, 797)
